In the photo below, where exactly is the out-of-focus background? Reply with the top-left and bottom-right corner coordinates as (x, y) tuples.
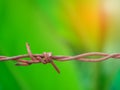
(0, 0), (120, 90)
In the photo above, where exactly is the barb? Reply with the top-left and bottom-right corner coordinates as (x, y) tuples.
(0, 43), (120, 73)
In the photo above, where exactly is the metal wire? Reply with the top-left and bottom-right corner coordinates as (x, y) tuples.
(0, 43), (120, 73)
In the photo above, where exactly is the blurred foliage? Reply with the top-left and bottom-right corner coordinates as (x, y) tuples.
(0, 0), (120, 90)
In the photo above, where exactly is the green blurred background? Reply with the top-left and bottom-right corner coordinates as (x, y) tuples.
(0, 0), (120, 90)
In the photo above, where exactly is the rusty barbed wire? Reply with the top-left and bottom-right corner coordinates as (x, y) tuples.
(0, 43), (120, 73)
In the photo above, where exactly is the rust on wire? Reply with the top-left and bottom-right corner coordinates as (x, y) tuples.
(0, 43), (120, 73)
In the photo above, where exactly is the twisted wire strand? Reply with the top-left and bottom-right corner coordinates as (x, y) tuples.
(0, 43), (120, 73)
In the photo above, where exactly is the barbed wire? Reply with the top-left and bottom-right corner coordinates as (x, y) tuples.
(0, 43), (120, 73)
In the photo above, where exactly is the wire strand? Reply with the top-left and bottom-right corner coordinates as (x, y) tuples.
(0, 43), (120, 73)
